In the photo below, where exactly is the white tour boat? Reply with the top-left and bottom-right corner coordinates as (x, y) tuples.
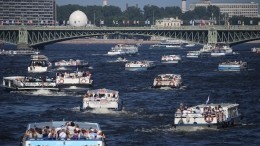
(251, 47), (260, 54)
(54, 59), (89, 67)
(107, 44), (138, 55)
(21, 121), (106, 146)
(56, 71), (93, 89)
(161, 55), (181, 63)
(184, 43), (196, 47)
(173, 103), (241, 130)
(152, 74), (182, 88)
(125, 60), (155, 71)
(28, 54), (51, 73)
(2, 76), (58, 91)
(151, 39), (183, 49)
(0, 49), (39, 56)
(218, 60), (247, 71)
(211, 45), (233, 56)
(81, 88), (122, 111)
(186, 51), (200, 58)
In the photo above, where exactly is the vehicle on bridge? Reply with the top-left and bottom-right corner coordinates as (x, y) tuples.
(107, 44), (138, 55)
(28, 55), (52, 73)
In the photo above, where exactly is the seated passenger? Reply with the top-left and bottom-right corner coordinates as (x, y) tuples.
(67, 122), (76, 135)
(48, 128), (57, 140)
(194, 106), (201, 114)
(59, 129), (67, 140)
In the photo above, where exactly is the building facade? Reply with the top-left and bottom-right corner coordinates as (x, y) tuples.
(154, 17), (182, 28)
(0, 0), (56, 25)
(190, 2), (259, 18)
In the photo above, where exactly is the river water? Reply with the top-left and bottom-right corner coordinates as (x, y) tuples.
(0, 42), (259, 145)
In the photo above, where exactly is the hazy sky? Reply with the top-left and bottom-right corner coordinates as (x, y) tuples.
(56, 0), (259, 10)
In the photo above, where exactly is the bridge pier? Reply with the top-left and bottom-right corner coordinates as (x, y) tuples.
(208, 28), (218, 45)
(17, 27), (29, 49)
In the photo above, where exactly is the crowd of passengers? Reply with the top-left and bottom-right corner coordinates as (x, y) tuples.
(176, 103), (225, 117)
(23, 121), (105, 140)
(56, 71), (91, 78)
(84, 92), (118, 99)
(156, 74), (180, 81)
(24, 76), (54, 82)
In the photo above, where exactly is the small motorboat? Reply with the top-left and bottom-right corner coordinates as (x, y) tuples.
(28, 55), (51, 73)
(2, 76), (58, 91)
(21, 121), (106, 146)
(125, 61), (155, 71)
(218, 60), (247, 71)
(152, 74), (182, 88)
(173, 102), (241, 130)
(161, 55), (181, 63)
(56, 71), (93, 89)
(81, 88), (122, 111)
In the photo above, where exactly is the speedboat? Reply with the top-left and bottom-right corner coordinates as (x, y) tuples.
(0, 49), (39, 56)
(115, 56), (128, 62)
(218, 61), (247, 71)
(56, 71), (93, 89)
(21, 121), (106, 146)
(161, 55), (181, 63)
(186, 51), (200, 58)
(251, 47), (260, 54)
(54, 59), (89, 67)
(152, 74), (182, 88)
(185, 43), (196, 47)
(28, 55), (51, 73)
(125, 61), (155, 71)
(107, 44), (138, 55)
(173, 103), (241, 130)
(81, 88), (122, 111)
(2, 76), (58, 91)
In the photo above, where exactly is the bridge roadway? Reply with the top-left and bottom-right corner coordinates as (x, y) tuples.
(0, 25), (260, 48)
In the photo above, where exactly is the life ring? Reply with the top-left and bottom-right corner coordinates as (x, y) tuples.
(204, 115), (213, 123)
(81, 79), (86, 83)
(58, 79), (64, 84)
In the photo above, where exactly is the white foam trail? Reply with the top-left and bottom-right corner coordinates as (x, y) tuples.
(88, 66), (94, 69)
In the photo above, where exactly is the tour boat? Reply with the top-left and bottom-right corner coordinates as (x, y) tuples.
(107, 44), (138, 55)
(2, 76), (58, 91)
(125, 61), (155, 71)
(28, 55), (52, 73)
(251, 47), (260, 54)
(210, 45), (233, 57)
(173, 103), (241, 130)
(218, 61), (247, 71)
(54, 59), (89, 67)
(184, 43), (196, 47)
(186, 51), (200, 58)
(21, 121), (106, 146)
(81, 88), (122, 111)
(152, 74), (182, 88)
(56, 71), (93, 89)
(0, 49), (39, 56)
(161, 55), (181, 63)
(150, 39), (183, 49)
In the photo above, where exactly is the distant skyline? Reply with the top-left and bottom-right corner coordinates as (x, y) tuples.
(56, 0), (259, 10)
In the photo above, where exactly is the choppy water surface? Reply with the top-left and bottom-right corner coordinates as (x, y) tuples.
(0, 42), (260, 145)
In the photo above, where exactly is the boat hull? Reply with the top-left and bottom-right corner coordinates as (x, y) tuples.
(81, 100), (123, 111)
(125, 67), (148, 71)
(218, 65), (243, 71)
(173, 116), (241, 131)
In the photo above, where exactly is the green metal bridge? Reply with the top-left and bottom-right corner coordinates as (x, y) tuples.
(0, 25), (260, 49)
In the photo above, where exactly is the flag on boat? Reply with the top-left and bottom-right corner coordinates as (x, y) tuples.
(206, 95), (210, 104)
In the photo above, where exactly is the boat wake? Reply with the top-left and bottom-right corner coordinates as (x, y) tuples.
(11, 89), (69, 96)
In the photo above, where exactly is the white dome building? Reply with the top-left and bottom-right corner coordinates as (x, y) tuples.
(69, 10), (88, 27)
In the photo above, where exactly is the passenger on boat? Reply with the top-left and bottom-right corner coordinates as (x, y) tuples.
(59, 129), (67, 140)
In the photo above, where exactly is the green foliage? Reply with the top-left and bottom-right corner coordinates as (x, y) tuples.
(56, 4), (259, 26)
